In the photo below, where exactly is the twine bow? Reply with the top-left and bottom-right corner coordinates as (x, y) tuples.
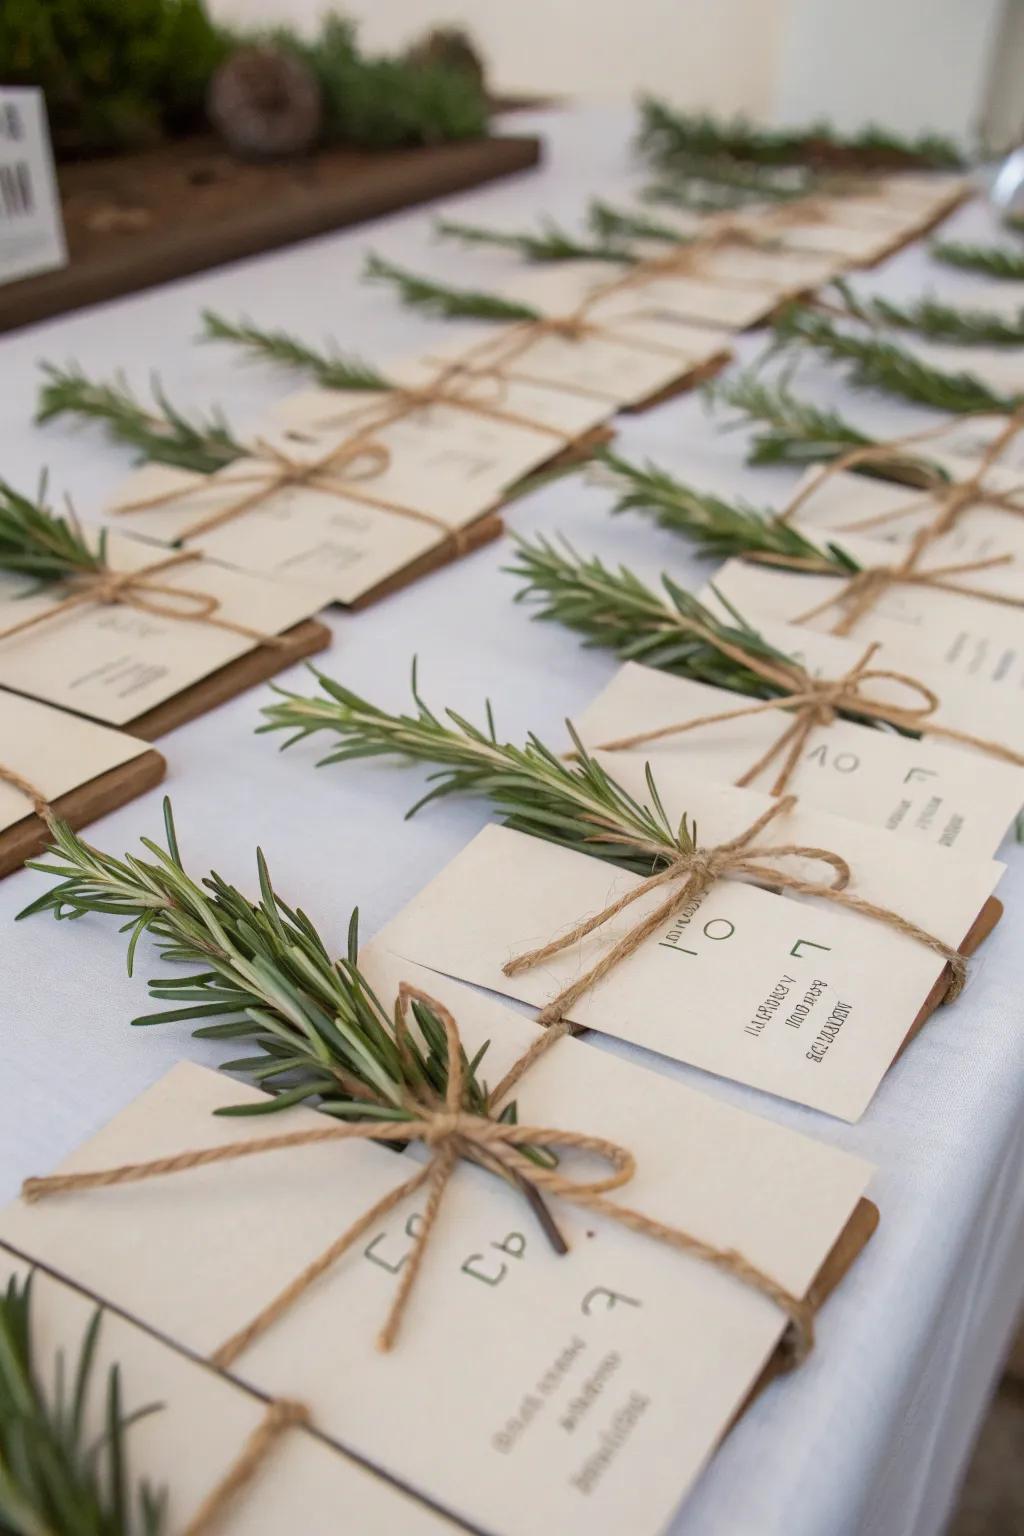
(22, 983), (815, 1367)
(502, 795), (967, 1029)
(0, 549), (282, 649)
(587, 618), (1024, 796)
(765, 406), (1024, 636)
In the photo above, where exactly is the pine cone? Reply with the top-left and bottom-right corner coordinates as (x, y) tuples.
(406, 28), (487, 95)
(207, 46), (322, 159)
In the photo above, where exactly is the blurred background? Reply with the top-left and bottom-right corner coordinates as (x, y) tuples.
(211, 0), (1023, 150)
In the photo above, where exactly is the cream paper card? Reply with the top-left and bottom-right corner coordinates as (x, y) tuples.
(690, 242), (841, 293)
(0, 532), (329, 726)
(783, 459), (1024, 567)
(695, 599), (1024, 767)
(700, 539), (1024, 695)
(874, 173), (972, 213)
(0, 953), (874, 1536)
(0, 691), (153, 834)
(374, 774), (1001, 1121)
(497, 258), (781, 333)
(941, 410), (1024, 470)
(767, 216), (901, 263)
(421, 313), (727, 409)
(265, 360), (614, 446)
(571, 660), (1024, 859)
(0, 1252), (450, 1536)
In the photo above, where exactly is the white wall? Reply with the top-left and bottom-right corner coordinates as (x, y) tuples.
(211, 0), (1015, 143)
(775, 0), (1006, 143)
(211, 0), (789, 112)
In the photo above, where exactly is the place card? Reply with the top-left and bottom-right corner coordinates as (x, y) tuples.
(0, 531), (330, 731)
(0, 950), (876, 1536)
(692, 241), (841, 293)
(766, 212), (907, 265)
(700, 536), (1024, 695)
(374, 767), (1001, 1120)
(421, 310), (730, 413)
(0, 1251), (452, 1535)
(106, 415), (515, 609)
(571, 660), (1024, 859)
(498, 257), (782, 333)
(0, 691), (166, 875)
(697, 598), (1024, 771)
(873, 173), (972, 215)
(783, 458), (1024, 566)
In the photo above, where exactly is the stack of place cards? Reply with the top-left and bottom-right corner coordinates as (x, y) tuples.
(0, 1252), (451, 1535)
(700, 539), (1024, 696)
(420, 287), (731, 413)
(1, 952), (876, 1535)
(572, 659), (1024, 859)
(782, 457), (1024, 568)
(107, 370), (613, 609)
(496, 257), (781, 337)
(0, 532), (330, 734)
(0, 691), (165, 875)
(373, 763), (1002, 1120)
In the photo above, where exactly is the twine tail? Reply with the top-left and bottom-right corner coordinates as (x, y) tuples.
(182, 1399), (310, 1536)
(211, 1163), (434, 1369)
(377, 1143), (458, 1352)
(0, 764), (55, 826)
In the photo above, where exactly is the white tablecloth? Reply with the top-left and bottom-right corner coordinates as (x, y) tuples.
(0, 106), (1021, 1536)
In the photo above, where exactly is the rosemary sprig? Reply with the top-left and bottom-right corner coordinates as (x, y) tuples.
(36, 365), (245, 474)
(596, 447), (861, 570)
(364, 253), (538, 322)
(0, 479), (106, 586)
(769, 304), (1020, 414)
(706, 370), (949, 485)
(20, 802), (537, 1138)
(829, 276), (1024, 346)
(200, 310), (392, 392)
(504, 533), (802, 697)
(587, 199), (689, 246)
(930, 240), (1024, 280)
(433, 215), (629, 265)
(260, 665), (698, 875)
(636, 98), (964, 171)
(643, 177), (782, 215)
(0, 1272), (164, 1536)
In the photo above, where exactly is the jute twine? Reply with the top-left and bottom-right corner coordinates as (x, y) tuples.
(22, 983), (815, 1368)
(587, 619), (1024, 798)
(0, 764), (53, 823)
(501, 795), (967, 1029)
(757, 397), (1024, 638)
(109, 353), (592, 547)
(182, 1399), (310, 1536)
(0, 548), (284, 649)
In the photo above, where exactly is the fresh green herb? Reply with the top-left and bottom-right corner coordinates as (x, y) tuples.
(830, 276), (1024, 346)
(364, 253), (538, 322)
(636, 98), (964, 171)
(199, 310), (392, 392)
(930, 240), (1024, 280)
(20, 803), (547, 1146)
(36, 365), (244, 474)
(434, 215), (629, 264)
(0, 478), (106, 587)
(0, 1271), (165, 1535)
(596, 447), (861, 569)
(769, 304), (1020, 415)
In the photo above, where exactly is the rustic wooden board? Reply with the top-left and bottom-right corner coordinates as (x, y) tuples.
(0, 748), (167, 878)
(126, 617), (331, 741)
(0, 134), (542, 335)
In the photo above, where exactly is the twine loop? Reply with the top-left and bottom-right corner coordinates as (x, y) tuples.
(503, 793), (966, 1028)
(0, 548), (282, 649)
(22, 981), (814, 1368)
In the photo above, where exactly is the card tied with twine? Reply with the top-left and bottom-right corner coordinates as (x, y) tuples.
(0, 547), (283, 650)
(22, 983), (816, 1381)
(757, 408), (1024, 636)
(502, 795), (967, 1030)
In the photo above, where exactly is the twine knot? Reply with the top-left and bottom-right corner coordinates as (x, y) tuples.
(21, 981), (815, 1370)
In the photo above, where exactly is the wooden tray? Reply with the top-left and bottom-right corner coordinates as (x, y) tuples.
(0, 134), (542, 334)
(0, 748), (167, 878)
